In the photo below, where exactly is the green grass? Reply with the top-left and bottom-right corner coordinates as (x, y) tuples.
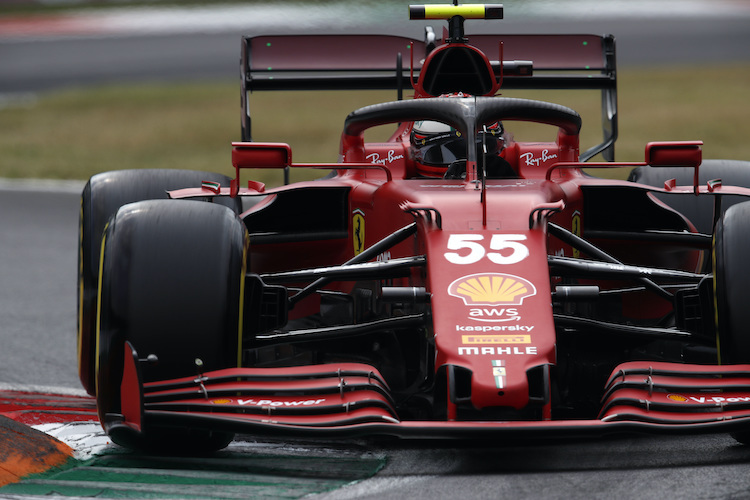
(0, 64), (748, 185)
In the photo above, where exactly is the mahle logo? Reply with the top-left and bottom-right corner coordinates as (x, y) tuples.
(448, 273), (536, 306)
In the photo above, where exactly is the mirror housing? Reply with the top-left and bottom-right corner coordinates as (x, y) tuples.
(230, 142), (292, 196)
(645, 141), (702, 168)
(232, 142), (291, 169)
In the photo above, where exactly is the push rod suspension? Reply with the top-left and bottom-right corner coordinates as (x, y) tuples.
(547, 222), (673, 300)
(287, 222), (418, 306)
(255, 313), (426, 344)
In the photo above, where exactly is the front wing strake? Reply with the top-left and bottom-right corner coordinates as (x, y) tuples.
(105, 343), (750, 445)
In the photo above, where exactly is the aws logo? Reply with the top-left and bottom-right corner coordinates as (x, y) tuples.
(448, 273), (537, 306)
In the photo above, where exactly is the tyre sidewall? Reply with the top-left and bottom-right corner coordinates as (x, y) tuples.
(78, 169), (240, 395)
(714, 201), (750, 363)
(96, 199), (247, 423)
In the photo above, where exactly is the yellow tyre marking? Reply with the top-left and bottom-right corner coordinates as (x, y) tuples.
(94, 223), (108, 396)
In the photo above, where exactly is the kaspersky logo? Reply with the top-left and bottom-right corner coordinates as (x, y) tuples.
(448, 273), (537, 306)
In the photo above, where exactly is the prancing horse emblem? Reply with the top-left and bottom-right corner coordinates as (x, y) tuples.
(352, 209), (365, 255)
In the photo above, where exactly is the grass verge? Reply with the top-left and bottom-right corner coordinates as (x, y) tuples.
(0, 64), (748, 184)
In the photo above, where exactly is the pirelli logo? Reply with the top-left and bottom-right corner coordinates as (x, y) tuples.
(462, 335), (531, 345)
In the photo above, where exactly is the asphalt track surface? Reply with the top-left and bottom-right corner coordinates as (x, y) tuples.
(2, 4), (750, 499)
(0, 181), (83, 390)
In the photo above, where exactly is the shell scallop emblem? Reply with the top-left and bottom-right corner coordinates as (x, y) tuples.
(448, 273), (537, 306)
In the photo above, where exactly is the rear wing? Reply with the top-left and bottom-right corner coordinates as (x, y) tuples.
(240, 32), (617, 161)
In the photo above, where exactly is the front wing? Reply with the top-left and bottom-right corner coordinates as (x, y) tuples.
(106, 343), (750, 445)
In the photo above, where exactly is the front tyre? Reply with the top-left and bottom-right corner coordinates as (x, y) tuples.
(713, 201), (750, 445)
(96, 199), (248, 452)
(713, 201), (750, 364)
(78, 169), (240, 395)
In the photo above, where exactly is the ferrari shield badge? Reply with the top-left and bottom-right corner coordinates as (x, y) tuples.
(352, 209), (365, 255)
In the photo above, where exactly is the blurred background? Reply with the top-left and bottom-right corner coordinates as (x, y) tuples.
(1, 0), (749, 183)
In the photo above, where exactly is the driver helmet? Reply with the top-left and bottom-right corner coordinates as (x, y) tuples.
(411, 119), (504, 178)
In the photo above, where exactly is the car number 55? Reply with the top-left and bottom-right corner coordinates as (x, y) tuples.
(444, 234), (529, 265)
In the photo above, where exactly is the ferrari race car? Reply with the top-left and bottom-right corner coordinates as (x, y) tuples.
(78, 3), (750, 451)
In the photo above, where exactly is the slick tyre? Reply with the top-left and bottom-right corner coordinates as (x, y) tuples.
(713, 201), (750, 364)
(78, 169), (240, 395)
(96, 199), (247, 452)
(629, 159), (750, 234)
(713, 201), (750, 445)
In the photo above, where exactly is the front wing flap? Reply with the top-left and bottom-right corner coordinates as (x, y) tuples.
(106, 344), (750, 443)
(600, 361), (750, 425)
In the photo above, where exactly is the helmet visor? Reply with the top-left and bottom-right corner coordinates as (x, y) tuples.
(412, 120), (504, 166)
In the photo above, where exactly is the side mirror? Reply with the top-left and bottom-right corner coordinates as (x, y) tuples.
(230, 142), (292, 196)
(232, 142), (291, 169)
(645, 141), (702, 168)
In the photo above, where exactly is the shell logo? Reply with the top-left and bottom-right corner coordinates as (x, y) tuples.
(211, 398), (233, 405)
(448, 273), (537, 306)
(667, 394), (688, 402)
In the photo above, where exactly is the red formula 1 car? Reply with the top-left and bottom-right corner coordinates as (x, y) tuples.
(78, 3), (750, 451)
